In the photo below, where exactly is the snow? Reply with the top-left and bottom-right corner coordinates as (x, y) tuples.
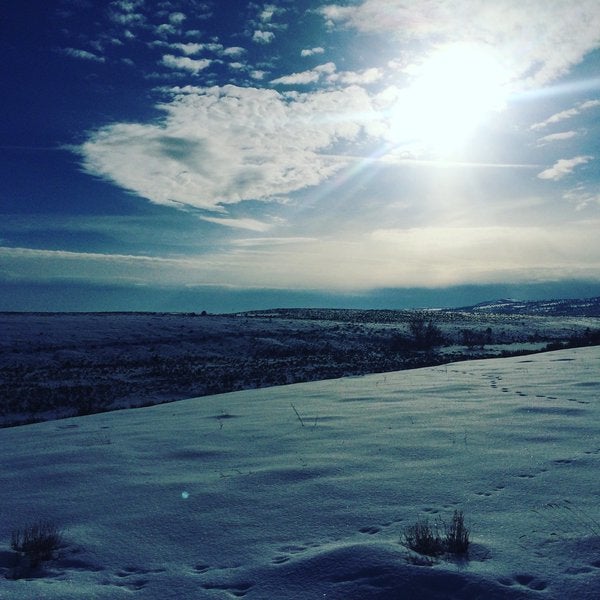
(2, 311), (599, 427)
(1, 346), (599, 598)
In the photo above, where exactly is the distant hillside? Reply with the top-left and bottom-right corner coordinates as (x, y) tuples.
(239, 296), (600, 320)
(456, 296), (600, 316)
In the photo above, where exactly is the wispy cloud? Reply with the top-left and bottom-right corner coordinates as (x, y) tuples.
(301, 47), (325, 57)
(537, 155), (594, 181)
(62, 47), (105, 62)
(161, 54), (211, 74)
(111, 0), (144, 12)
(108, 5), (145, 26)
(531, 99), (600, 130)
(536, 131), (579, 146)
(563, 184), (600, 210)
(271, 63), (382, 87)
(271, 63), (336, 85)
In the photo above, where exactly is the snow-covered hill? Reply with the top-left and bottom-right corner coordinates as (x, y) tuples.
(456, 296), (600, 316)
(1, 346), (599, 598)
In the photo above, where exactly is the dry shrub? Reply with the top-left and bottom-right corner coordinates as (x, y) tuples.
(11, 520), (64, 567)
(444, 510), (470, 554)
(403, 510), (470, 557)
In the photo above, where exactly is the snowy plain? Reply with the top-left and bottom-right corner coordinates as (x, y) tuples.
(2, 310), (598, 427)
(1, 345), (599, 598)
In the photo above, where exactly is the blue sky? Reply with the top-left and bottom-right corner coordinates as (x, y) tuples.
(1, 0), (600, 312)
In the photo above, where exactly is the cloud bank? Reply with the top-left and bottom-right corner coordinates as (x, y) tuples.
(3, 222), (599, 290)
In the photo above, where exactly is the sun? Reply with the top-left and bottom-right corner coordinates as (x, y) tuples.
(389, 42), (510, 155)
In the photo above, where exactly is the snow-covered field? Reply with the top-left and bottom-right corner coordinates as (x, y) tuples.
(2, 310), (599, 427)
(1, 346), (599, 598)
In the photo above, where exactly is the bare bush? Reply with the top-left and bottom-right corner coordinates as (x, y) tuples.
(444, 510), (470, 554)
(403, 510), (470, 557)
(402, 517), (445, 556)
(11, 520), (64, 568)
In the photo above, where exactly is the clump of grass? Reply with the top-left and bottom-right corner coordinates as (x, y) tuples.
(402, 517), (445, 556)
(402, 510), (470, 557)
(10, 520), (64, 568)
(444, 510), (470, 554)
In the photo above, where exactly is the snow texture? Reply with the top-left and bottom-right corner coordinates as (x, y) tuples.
(1, 346), (599, 598)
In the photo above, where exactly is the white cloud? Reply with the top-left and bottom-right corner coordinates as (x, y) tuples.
(536, 131), (579, 146)
(111, 0), (143, 11)
(271, 70), (320, 85)
(327, 67), (383, 85)
(166, 42), (225, 56)
(537, 155), (593, 181)
(78, 84), (379, 211)
(301, 47), (325, 57)
(223, 46), (246, 57)
(531, 99), (600, 130)
(580, 99), (600, 110)
(169, 12), (186, 25)
(109, 7), (145, 26)
(271, 63), (336, 85)
(259, 5), (277, 23)
(161, 54), (211, 74)
(171, 42), (203, 55)
(62, 47), (105, 62)
(156, 23), (177, 37)
(320, 1), (600, 87)
(252, 30), (275, 44)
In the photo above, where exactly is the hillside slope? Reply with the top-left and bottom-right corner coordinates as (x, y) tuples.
(1, 346), (599, 598)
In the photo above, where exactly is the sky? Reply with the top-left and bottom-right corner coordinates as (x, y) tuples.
(1, 0), (600, 313)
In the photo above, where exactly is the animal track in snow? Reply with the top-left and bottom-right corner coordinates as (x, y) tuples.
(103, 565), (165, 591)
(359, 525), (381, 535)
(272, 555), (291, 564)
(498, 573), (548, 591)
(201, 581), (255, 597)
(421, 506), (440, 514)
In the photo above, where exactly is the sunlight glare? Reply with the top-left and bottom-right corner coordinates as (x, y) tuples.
(390, 43), (510, 155)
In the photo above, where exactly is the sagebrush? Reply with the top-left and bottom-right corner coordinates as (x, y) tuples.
(403, 510), (469, 557)
(444, 510), (470, 554)
(11, 520), (64, 567)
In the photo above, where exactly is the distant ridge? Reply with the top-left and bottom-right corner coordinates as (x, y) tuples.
(240, 296), (600, 319)
(455, 296), (600, 316)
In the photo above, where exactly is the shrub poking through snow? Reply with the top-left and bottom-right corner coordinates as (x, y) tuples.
(10, 520), (64, 567)
(402, 517), (445, 556)
(403, 510), (469, 557)
(444, 510), (469, 554)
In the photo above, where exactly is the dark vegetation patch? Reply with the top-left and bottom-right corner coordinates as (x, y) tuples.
(1, 310), (598, 427)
